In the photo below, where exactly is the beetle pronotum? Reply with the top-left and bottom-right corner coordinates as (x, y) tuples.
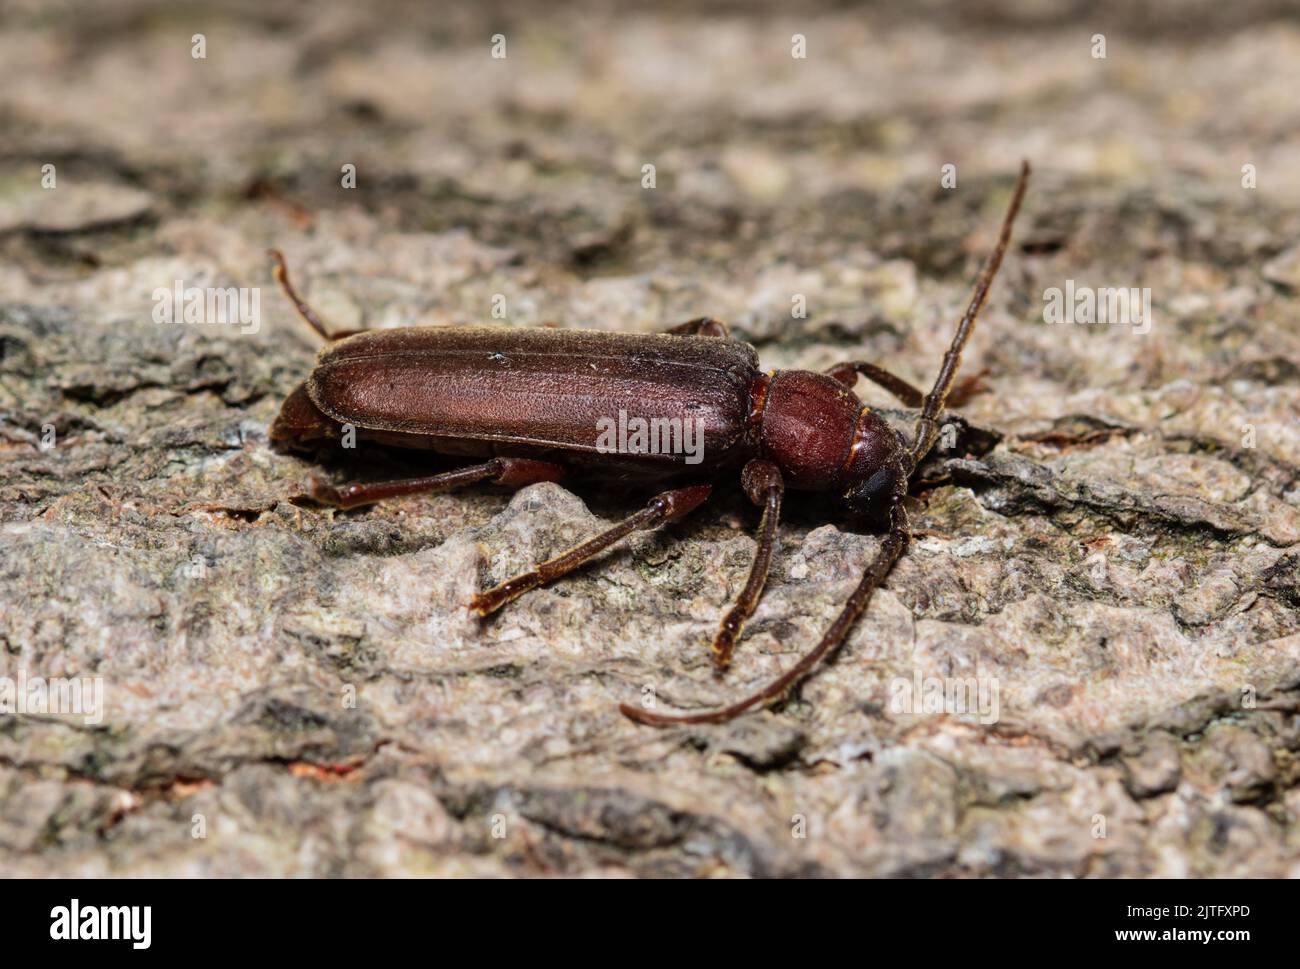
(269, 162), (1030, 726)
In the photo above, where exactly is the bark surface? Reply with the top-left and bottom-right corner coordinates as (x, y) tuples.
(1, 0), (1298, 876)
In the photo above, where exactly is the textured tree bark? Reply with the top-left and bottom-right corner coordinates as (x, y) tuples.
(0, 0), (1297, 876)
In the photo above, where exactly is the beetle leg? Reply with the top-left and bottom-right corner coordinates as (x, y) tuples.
(826, 361), (990, 411)
(269, 249), (368, 342)
(469, 483), (712, 616)
(305, 457), (565, 510)
(948, 367), (992, 407)
(708, 459), (783, 671)
(622, 501), (910, 727)
(664, 317), (730, 339)
(825, 361), (925, 406)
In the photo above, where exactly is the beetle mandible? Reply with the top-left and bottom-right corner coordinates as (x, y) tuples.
(268, 162), (1030, 726)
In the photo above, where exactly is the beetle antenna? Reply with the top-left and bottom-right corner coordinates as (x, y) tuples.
(909, 160), (1030, 470)
(269, 249), (335, 342)
(620, 502), (910, 726)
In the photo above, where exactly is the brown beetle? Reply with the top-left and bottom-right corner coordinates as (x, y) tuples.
(269, 162), (1030, 726)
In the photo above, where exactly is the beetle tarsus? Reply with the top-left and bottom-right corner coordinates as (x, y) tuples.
(948, 368), (992, 408)
(665, 317), (731, 339)
(706, 459), (783, 670)
(470, 484), (712, 616)
(469, 571), (543, 616)
(622, 502), (911, 727)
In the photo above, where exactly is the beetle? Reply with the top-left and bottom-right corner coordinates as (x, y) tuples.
(268, 162), (1030, 726)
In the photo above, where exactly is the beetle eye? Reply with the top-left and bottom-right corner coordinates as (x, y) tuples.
(846, 466), (897, 514)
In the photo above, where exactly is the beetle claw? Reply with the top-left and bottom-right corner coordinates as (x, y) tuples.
(306, 475), (344, 507)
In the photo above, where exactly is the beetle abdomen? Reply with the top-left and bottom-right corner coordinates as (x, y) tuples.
(306, 326), (759, 470)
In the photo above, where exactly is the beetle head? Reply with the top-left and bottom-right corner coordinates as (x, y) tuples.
(839, 410), (910, 523)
